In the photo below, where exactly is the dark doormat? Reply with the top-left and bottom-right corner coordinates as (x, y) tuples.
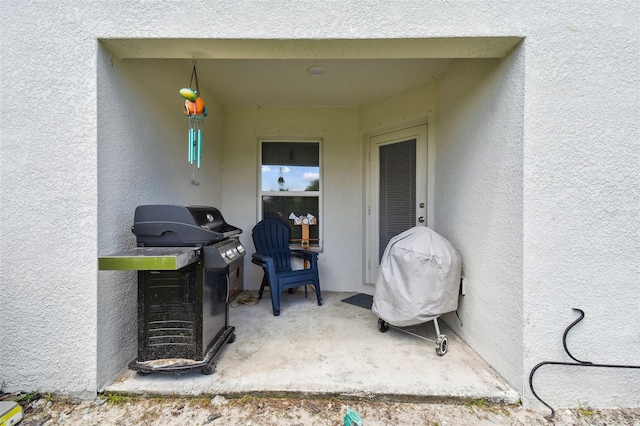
(341, 293), (373, 310)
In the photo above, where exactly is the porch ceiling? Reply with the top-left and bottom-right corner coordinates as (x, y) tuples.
(102, 38), (521, 106)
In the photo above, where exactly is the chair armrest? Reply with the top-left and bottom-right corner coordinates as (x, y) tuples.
(251, 253), (271, 265)
(290, 250), (318, 260)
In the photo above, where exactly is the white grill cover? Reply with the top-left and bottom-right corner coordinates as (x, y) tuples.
(372, 227), (461, 327)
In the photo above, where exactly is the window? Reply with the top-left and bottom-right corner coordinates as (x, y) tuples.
(259, 140), (321, 249)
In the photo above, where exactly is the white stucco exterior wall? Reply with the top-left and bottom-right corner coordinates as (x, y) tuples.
(95, 54), (224, 389)
(520, 4), (640, 408)
(1, 2), (101, 398)
(221, 106), (361, 292)
(436, 54), (525, 394)
(359, 83), (437, 133)
(1, 0), (638, 408)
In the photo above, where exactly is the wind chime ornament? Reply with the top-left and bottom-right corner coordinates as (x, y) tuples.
(180, 60), (208, 169)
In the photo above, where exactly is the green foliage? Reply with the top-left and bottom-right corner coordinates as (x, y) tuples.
(305, 179), (320, 191)
(467, 398), (486, 409)
(229, 394), (253, 406)
(578, 401), (596, 417)
(15, 391), (40, 404)
(101, 393), (133, 405)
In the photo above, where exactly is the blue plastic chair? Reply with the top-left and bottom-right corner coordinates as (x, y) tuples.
(251, 219), (322, 316)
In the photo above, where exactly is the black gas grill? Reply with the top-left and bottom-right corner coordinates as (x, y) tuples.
(99, 205), (245, 375)
(132, 205), (241, 247)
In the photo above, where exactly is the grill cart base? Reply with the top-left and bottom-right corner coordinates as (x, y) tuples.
(129, 326), (236, 375)
(377, 317), (448, 356)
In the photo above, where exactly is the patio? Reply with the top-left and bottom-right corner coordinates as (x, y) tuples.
(104, 291), (519, 404)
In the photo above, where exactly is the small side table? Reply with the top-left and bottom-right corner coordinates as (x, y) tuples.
(292, 218), (318, 297)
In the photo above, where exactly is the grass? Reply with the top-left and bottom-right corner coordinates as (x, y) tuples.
(14, 391), (41, 404)
(467, 398), (486, 409)
(8, 390), (73, 408)
(466, 398), (512, 417)
(490, 406), (511, 416)
(230, 394), (255, 406)
(188, 396), (214, 409)
(101, 393), (135, 405)
(578, 401), (596, 417)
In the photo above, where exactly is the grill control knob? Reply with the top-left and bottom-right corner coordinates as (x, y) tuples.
(226, 249), (234, 258)
(237, 245), (245, 253)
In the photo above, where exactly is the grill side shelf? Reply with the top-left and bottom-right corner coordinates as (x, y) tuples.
(99, 247), (200, 271)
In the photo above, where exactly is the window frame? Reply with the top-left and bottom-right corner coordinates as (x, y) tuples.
(257, 137), (323, 251)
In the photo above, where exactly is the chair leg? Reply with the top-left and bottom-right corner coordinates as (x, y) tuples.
(314, 280), (323, 306)
(258, 274), (268, 299)
(271, 285), (281, 316)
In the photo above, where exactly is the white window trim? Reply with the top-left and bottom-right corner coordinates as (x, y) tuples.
(257, 137), (323, 251)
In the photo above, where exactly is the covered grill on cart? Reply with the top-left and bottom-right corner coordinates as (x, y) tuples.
(99, 205), (245, 375)
(371, 226), (461, 356)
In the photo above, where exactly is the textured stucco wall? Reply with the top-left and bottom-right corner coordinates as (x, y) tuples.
(436, 54), (525, 394)
(359, 83), (437, 133)
(1, 0), (638, 408)
(95, 54), (224, 390)
(221, 106), (361, 292)
(520, 3), (640, 408)
(1, 2), (101, 398)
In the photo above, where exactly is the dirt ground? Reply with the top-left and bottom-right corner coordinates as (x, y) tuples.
(3, 392), (640, 426)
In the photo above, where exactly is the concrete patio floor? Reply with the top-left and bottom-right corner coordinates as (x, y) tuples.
(104, 291), (519, 404)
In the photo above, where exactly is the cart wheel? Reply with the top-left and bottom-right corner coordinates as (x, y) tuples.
(377, 318), (389, 333)
(227, 333), (236, 344)
(202, 364), (215, 375)
(436, 335), (448, 356)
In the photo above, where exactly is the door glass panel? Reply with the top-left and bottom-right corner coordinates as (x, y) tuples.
(378, 139), (416, 261)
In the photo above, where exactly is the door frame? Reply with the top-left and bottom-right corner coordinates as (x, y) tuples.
(363, 119), (435, 286)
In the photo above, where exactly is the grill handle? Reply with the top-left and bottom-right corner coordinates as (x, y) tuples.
(225, 273), (230, 304)
(217, 272), (229, 304)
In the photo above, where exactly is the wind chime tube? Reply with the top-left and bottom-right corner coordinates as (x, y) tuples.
(194, 128), (198, 164)
(189, 128), (193, 164)
(197, 128), (202, 168)
(188, 128), (193, 163)
(191, 128), (197, 165)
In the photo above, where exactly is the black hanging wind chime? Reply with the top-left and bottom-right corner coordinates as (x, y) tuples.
(179, 60), (208, 169)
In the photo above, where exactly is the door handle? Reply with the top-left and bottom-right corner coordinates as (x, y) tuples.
(418, 216), (425, 223)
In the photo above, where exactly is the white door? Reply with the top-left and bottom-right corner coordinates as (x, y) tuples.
(367, 124), (429, 284)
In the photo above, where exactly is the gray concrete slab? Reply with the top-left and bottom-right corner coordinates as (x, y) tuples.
(104, 291), (519, 403)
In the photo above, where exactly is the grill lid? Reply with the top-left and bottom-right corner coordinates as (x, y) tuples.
(132, 205), (242, 247)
